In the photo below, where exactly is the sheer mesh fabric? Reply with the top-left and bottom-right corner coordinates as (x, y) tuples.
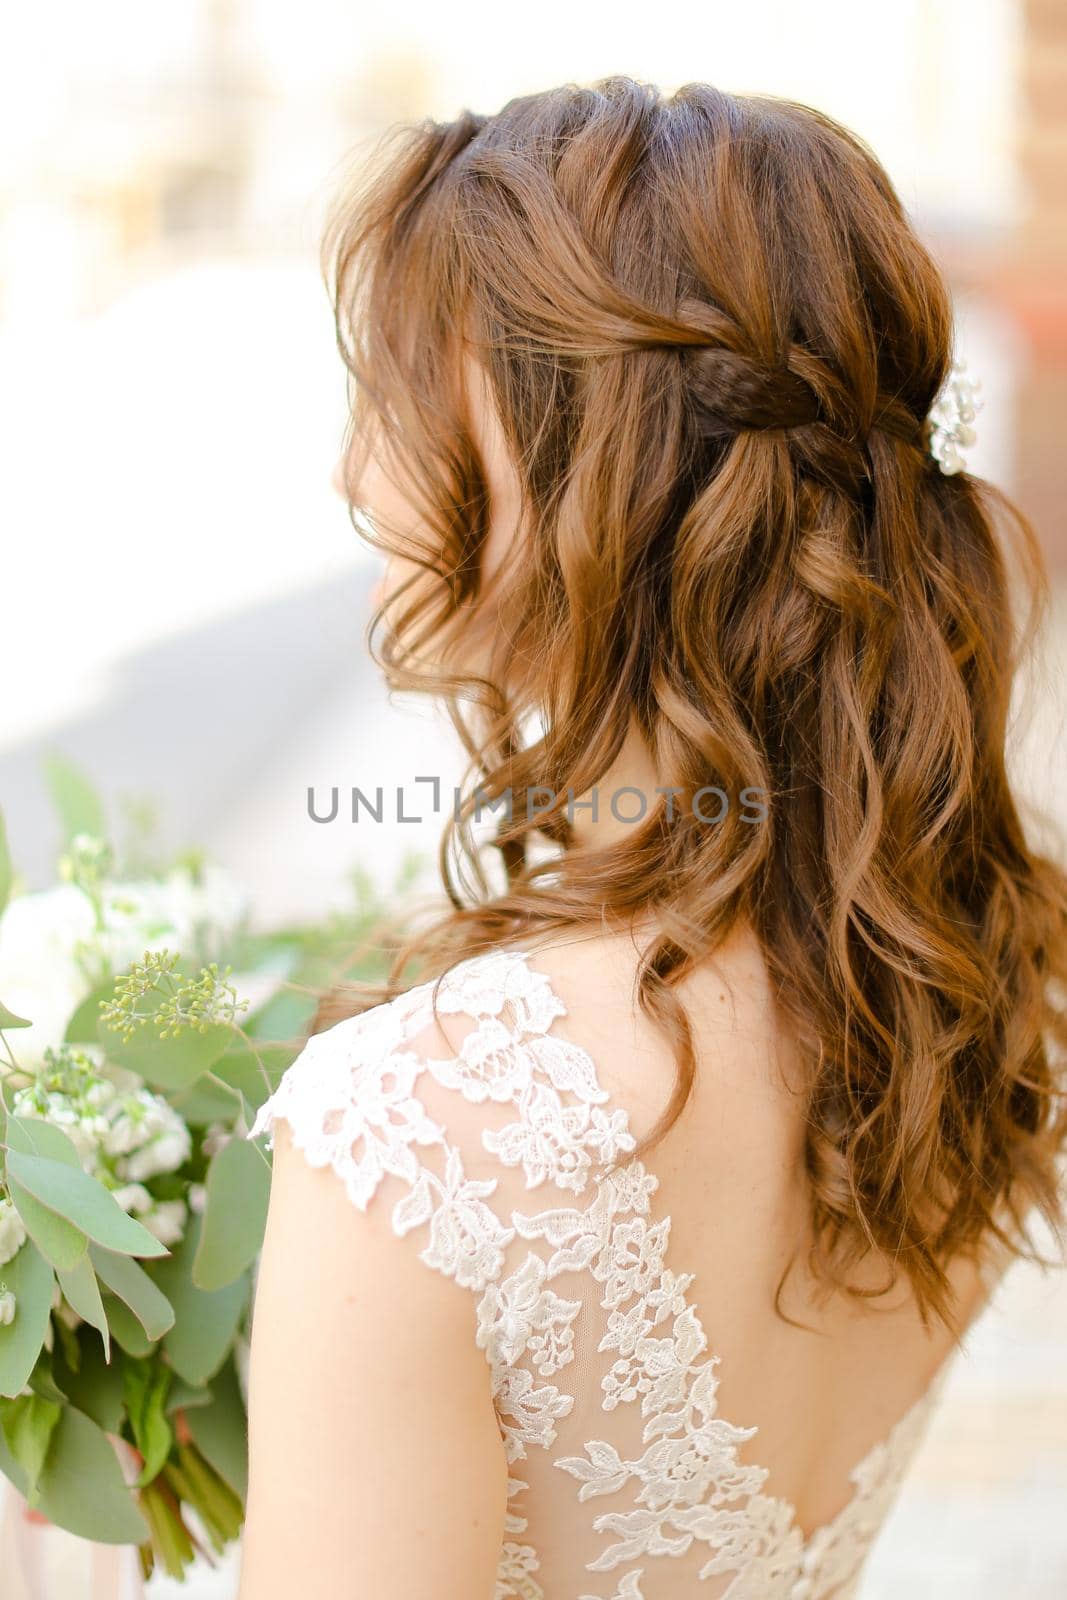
(248, 946), (957, 1600)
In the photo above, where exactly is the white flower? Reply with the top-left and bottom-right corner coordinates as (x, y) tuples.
(100, 863), (248, 968)
(0, 885), (98, 1067)
(106, 1092), (192, 1180)
(25, 1098), (111, 1168)
(0, 1200), (27, 1268)
(112, 1182), (153, 1215)
(141, 1200), (186, 1246)
(0, 1291), (16, 1326)
(102, 1110), (144, 1157)
(0, 863), (248, 1071)
(119, 1125), (192, 1182)
(187, 1183), (208, 1215)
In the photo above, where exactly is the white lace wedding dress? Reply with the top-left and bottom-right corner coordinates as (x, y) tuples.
(248, 945), (959, 1600)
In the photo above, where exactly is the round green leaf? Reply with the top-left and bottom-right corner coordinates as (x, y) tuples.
(57, 1255), (110, 1361)
(246, 987), (317, 1043)
(6, 1115), (82, 1166)
(9, 1180), (88, 1272)
(122, 1359), (173, 1487)
(52, 1327), (125, 1433)
(165, 1376), (213, 1415)
(184, 1356), (247, 1502)
(34, 1407), (149, 1544)
(0, 1240), (55, 1398)
(5, 1151), (168, 1258)
(1, 1392), (61, 1504)
(101, 1020), (232, 1093)
(169, 1074), (243, 1127)
(91, 1246), (175, 1343)
(192, 1138), (271, 1291)
(64, 978), (120, 1045)
(153, 1216), (248, 1387)
(215, 1037), (295, 1111)
(102, 1294), (156, 1358)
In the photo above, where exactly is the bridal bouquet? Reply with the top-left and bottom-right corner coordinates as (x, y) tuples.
(0, 755), (406, 1580)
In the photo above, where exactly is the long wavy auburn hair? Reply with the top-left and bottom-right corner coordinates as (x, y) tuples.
(312, 75), (1067, 1332)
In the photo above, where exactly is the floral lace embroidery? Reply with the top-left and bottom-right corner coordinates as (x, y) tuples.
(248, 947), (948, 1600)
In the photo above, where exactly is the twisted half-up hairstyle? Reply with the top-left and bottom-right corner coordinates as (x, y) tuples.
(316, 76), (1067, 1330)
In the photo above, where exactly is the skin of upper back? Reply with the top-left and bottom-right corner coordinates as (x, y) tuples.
(508, 919), (995, 1539)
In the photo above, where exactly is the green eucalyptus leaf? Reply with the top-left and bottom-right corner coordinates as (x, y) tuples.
(64, 979), (120, 1045)
(1, 1392), (61, 1504)
(27, 1353), (68, 1405)
(91, 1246), (174, 1342)
(153, 1215), (248, 1387)
(102, 1294), (156, 1358)
(35, 1407), (149, 1544)
(52, 1311), (81, 1374)
(5, 1151), (168, 1258)
(6, 1115), (82, 1165)
(123, 1358), (173, 1486)
(166, 1376), (213, 1414)
(214, 1037), (295, 1111)
(52, 1327), (125, 1432)
(0, 1240), (54, 1398)
(7, 1120), (88, 1269)
(43, 751), (107, 844)
(192, 1138), (271, 1291)
(245, 987), (317, 1043)
(7, 1179), (89, 1272)
(0, 1001), (32, 1030)
(101, 1020), (232, 1093)
(57, 1255), (110, 1361)
(184, 1355), (247, 1502)
(169, 1074), (243, 1127)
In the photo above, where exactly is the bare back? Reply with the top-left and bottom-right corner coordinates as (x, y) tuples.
(250, 925), (1006, 1600)
(505, 923), (998, 1555)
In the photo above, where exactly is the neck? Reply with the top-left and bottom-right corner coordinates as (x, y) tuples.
(565, 717), (663, 852)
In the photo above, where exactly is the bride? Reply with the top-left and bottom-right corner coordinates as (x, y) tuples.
(236, 76), (1067, 1599)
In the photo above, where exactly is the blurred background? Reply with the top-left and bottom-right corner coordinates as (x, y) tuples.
(1, 1), (1065, 1595)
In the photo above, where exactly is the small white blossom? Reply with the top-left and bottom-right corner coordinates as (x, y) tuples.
(112, 1182), (153, 1215)
(10, 1093), (109, 1170)
(0, 885), (98, 1067)
(142, 1200), (186, 1246)
(0, 1291), (16, 1326)
(0, 862), (248, 1070)
(102, 1111), (143, 1157)
(0, 1200), (26, 1268)
(119, 1125), (192, 1183)
(188, 1183), (208, 1215)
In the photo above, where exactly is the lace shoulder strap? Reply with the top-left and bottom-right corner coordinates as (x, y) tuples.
(246, 946), (633, 1293)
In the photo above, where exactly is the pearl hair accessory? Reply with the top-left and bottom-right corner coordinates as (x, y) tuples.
(925, 358), (982, 475)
